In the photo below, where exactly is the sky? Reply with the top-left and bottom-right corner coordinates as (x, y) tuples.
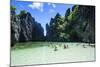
(11, 0), (74, 36)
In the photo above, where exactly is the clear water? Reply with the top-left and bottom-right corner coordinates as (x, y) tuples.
(11, 42), (95, 66)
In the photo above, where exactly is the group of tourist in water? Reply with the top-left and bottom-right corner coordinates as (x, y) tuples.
(47, 43), (95, 51)
(48, 43), (69, 51)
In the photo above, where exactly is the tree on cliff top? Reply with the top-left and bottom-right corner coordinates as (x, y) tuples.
(11, 6), (16, 11)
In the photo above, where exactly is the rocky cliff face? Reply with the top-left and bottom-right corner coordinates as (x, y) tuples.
(46, 5), (95, 43)
(11, 5), (95, 47)
(11, 10), (44, 46)
(69, 5), (95, 43)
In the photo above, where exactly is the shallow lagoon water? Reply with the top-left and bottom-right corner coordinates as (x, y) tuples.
(11, 42), (95, 66)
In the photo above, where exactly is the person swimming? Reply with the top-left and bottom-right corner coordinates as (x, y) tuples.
(83, 44), (86, 48)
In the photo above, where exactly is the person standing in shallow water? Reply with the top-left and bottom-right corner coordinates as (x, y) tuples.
(64, 44), (68, 49)
(54, 45), (58, 51)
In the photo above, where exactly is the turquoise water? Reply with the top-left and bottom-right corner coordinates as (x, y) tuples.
(11, 42), (95, 66)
